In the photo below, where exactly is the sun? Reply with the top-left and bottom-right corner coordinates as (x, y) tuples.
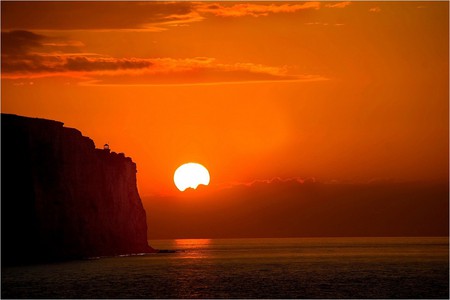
(174, 163), (210, 191)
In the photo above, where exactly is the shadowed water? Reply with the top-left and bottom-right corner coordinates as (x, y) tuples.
(2, 237), (448, 298)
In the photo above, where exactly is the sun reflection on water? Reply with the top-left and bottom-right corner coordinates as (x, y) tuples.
(175, 239), (211, 247)
(174, 239), (212, 259)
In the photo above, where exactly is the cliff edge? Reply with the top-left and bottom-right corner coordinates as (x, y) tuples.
(1, 113), (154, 265)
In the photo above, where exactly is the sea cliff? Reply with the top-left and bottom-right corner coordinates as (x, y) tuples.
(1, 113), (153, 265)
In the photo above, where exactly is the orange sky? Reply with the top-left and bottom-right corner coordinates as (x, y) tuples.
(1, 1), (448, 198)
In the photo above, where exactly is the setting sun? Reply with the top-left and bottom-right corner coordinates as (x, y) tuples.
(174, 163), (210, 192)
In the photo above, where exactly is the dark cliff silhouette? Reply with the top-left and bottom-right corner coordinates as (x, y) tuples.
(1, 113), (154, 265)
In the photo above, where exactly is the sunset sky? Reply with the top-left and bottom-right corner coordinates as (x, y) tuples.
(1, 1), (448, 237)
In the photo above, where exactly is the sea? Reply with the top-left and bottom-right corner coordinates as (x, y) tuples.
(1, 237), (448, 299)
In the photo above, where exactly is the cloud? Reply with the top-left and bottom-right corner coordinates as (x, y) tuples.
(145, 181), (449, 239)
(2, 2), (200, 31)
(1, 31), (153, 75)
(261, 177), (316, 185)
(1, 30), (87, 56)
(369, 7), (382, 13)
(221, 177), (314, 189)
(151, 11), (205, 27)
(195, 2), (321, 17)
(217, 176), (414, 191)
(64, 57), (152, 72)
(1, 30), (46, 55)
(325, 2), (351, 9)
(2, 2), (332, 32)
(41, 40), (85, 48)
(305, 22), (345, 26)
(2, 30), (326, 85)
(80, 58), (326, 86)
(2, 55), (153, 76)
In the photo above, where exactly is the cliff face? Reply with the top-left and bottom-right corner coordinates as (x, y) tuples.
(1, 113), (153, 265)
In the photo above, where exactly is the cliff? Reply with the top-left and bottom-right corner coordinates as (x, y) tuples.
(1, 113), (154, 265)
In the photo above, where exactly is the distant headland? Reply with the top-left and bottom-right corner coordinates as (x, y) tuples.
(1, 113), (155, 266)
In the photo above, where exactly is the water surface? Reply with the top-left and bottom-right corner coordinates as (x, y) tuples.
(2, 237), (448, 298)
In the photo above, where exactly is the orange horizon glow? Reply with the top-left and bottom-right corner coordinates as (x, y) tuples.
(1, 1), (448, 199)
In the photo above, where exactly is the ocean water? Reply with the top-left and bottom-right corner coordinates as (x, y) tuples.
(1, 237), (448, 299)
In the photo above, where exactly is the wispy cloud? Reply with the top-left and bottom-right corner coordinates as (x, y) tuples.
(80, 58), (325, 86)
(305, 22), (345, 26)
(325, 2), (351, 9)
(151, 11), (205, 27)
(194, 2), (321, 17)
